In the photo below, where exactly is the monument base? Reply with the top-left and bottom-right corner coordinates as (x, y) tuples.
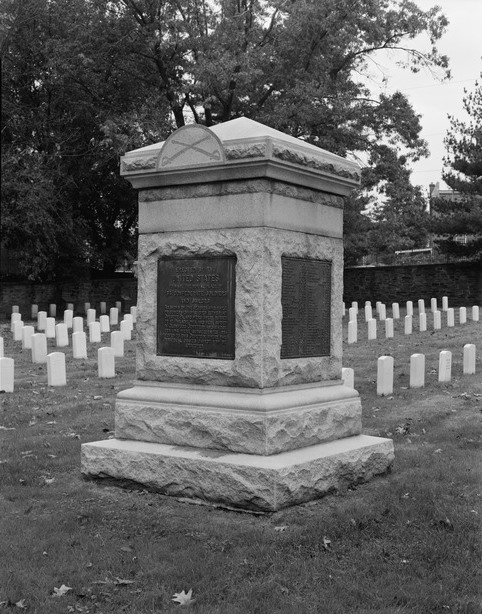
(81, 435), (394, 512)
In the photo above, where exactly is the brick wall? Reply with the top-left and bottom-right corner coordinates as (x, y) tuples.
(0, 277), (137, 319)
(344, 261), (482, 307)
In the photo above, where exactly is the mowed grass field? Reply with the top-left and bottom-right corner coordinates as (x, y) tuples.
(1, 313), (481, 614)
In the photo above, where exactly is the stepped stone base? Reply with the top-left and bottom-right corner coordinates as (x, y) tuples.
(115, 381), (362, 455)
(81, 435), (394, 512)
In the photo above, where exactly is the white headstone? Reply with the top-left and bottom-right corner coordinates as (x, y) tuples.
(351, 301), (358, 313)
(472, 306), (480, 322)
(341, 367), (354, 389)
(364, 304), (373, 322)
(45, 317), (56, 339)
(130, 305), (137, 324)
(385, 318), (394, 338)
(378, 304), (386, 321)
(392, 302), (400, 320)
(98, 347), (115, 378)
(0, 357), (14, 392)
(342, 302), (345, 317)
(13, 320), (24, 342)
(64, 309), (73, 329)
(367, 318), (377, 340)
(100, 301), (107, 314)
(375, 301), (382, 315)
(84, 302), (91, 314)
(377, 356), (394, 396)
(67, 302), (74, 312)
(463, 344), (476, 375)
(459, 307), (467, 324)
(72, 316), (84, 333)
(442, 296), (449, 311)
(123, 313), (134, 330)
(404, 315), (412, 335)
(419, 312), (427, 332)
(87, 308), (96, 325)
(31, 304), (38, 319)
(418, 299), (425, 314)
(348, 307), (357, 322)
(12, 305), (19, 313)
(109, 307), (119, 326)
(99, 315), (110, 333)
(49, 303), (57, 318)
(433, 311), (441, 330)
(430, 298), (437, 313)
(410, 354), (425, 388)
(11, 312), (21, 332)
(347, 320), (357, 344)
(89, 321), (102, 343)
(115, 301), (122, 313)
(72, 331), (87, 359)
(111, 330), (124, 357)
(120, 319), (132, 341)
(55, 323), (69, 347)
(47, 352), (66, 386)
(438, 350), (452, 382)
(31, 333), (48, 363)
(37, 311), (47, 331)
(406, 301), (413, 316)
(447, 308), (455, 327)
(0, 337), (4, 357)
(22, 325), (35, 350)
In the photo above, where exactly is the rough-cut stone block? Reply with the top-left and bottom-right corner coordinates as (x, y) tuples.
(114, 382), (362, 455)
(81, 435), (394, 512)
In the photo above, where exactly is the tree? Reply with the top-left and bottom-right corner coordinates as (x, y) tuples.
(2, 0), (449, 278)
(430, 80), (482, 260)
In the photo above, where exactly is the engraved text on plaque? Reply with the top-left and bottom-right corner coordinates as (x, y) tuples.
(157, 256), (236, 359)
(281, 257), (331, 358)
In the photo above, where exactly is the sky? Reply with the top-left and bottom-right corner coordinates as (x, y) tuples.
(369, 0), (482, 196)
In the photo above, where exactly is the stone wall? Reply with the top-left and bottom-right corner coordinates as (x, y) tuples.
(0, 277), (137, 319)
(344, 261), (482, 307)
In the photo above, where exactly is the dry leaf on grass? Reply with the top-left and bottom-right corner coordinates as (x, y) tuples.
(172, 589), (195, 606)
(274, 525), (288, 532)
(322, 536), (331, 550)
(15, 600), (27, 609)
(52, 584), (72, 597)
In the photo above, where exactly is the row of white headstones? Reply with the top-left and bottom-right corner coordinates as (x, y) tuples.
(343, 298), (480, 343)
(0, 304), (137, 392)
(342, 345), (477, 396)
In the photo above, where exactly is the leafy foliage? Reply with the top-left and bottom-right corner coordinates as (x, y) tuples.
(430, 79), (482, 260)
(1, 0), (450, 278)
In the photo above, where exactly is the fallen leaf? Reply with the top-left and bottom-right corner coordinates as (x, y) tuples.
(172, 589), (195, 606)
(52, 584), (72, 597)
(322, 536), (331, 550)
(43, 477), (55, 485)
(434, 449), (443, 454)
(114, 578), (135, 586)
(28, 418), (37, 426)
(274, 526), (288, 532)
(0, 426), (15, 430)
(15, 599), (27, 609)
(93, 396), (102, 400)
(120, 545), (133, 553)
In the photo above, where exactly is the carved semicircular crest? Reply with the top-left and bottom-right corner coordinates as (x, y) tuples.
(157, 124), (225, 170)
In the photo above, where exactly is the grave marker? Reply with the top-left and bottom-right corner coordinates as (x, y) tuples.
(348, 306), (357, 322)
(116, 301), (122, 313)
(378, 304), (386, 321)
(410, 354), (425, 388)
(73, 317), (84, 333)
(341, 367), (354, 389)
(404, 315), (412, 335)
(111, 330), (124, 357)
(100, 301), (107, 314)
(99, 315), (110, 333)
(22, 326), (35, 350)
(109, 307), (119, 326)
(67, 303), (74, 312)
(419, 313), (427, 332)
(89, 321), (101, 343)
(385, 318), (394, 339)
(433, 311), (441, 330)
(31, 304), (38, 319)
(47, 352), (67, 386)
(367, 318), (377, 340)
(130, 306), (137, 324)
(459, 307), (467, 324)
(12, 305), (19, 313)
(377, 356), (394, 396)
(31, 333), (48, 363)
(0, 337), (4, 358)
(364, 304), (372, 322)
(84, 302), (91, 314)
(55, 323), (69, 347)
(472, 306), (480, 321)
(72, 331), (87, 359)
(64, 309), (73, 329)
(406, 301), (413, 316)
(87, 308), (96, 325)
(418, 299), (425, 314)
(37, 311), (47, 331)
(348, 320), (357, 344)
(120, 319), (132, 341)
(98, 347), (115, 378)
(438, 350), (452, 382)
(430, 298), (437, 313)
(447, 308), (455, 327)
(11, 312), (21, 332)
(13, 320), (24, 342)
(442, 296), (449, 311)
(0, 357), (14, 392)
(45, 317), (56, 339)
(49, 303), (57, 318)
(392, 302), (400, 319)
(463, 344), (476, 375)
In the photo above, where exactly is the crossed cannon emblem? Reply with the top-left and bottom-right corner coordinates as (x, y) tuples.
(160, 134), (222, 167)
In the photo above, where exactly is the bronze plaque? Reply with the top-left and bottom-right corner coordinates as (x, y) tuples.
(157, 256), (236, 359)
(281, 257), (331, 358)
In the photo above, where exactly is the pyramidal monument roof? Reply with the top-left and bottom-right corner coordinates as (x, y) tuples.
(120, 117), (360, 193)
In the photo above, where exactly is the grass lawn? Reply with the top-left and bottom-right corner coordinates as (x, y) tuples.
(1, 314), (481, 614)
